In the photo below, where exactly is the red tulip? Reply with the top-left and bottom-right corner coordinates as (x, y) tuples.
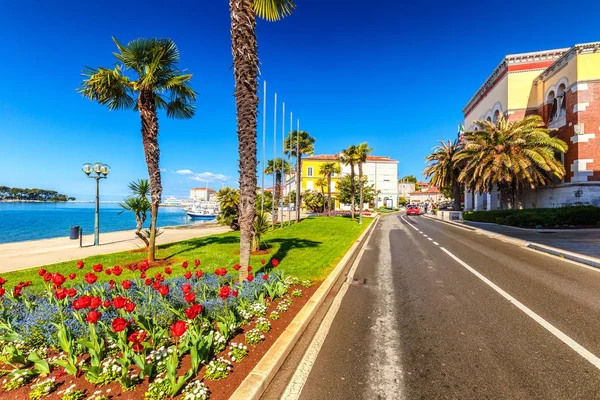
(164, 267), (172, 275)
(182, 284), (192, 294)
(158, 285), (169, 296)
(195, 270), (203, 278)
(232, 290), (238, 298)
(247, 273), (254, 282)
(86, 310), (102, 324)
(51, 273), (66, 287)
(84, 273), (98, 285)
(219, 286), (231, 300)
(92, 264), (103, 273)
(184, 292), (195, 303)
(128, 330), (147, 352)
(90, 296), (102, 309)
(105, 269), (112, 275)
(73, 296), (91, 310)
(112, 317), (128, 332)
(140, 272), (147, 279)
(43, 273), (52, 282)
(233, 264), (241, 271)
(170, 320), (187, 338)
(108, 280), (115, 289)
(262, 274), (269, 281)
(54, 288), (67, 300)
(103, 300), (111, 308)
(68, 273), (76, 280)
(185, 304), (203, 319)
(260, 259), (266, 265)
(112, 266), (123, 276)
(125, 301), (136, 313)
(122, 280), (132, 290)
(184, 271), (192, 280)
(76, 260), (85, 269)
(194, 259), (201, 267)
(248, 266), (253, 272)
(38, 269), (46, 277)
(182, 261), (189, 269)
(66, 288), (77, 298)
(13, 287), (21, 297)
(154, 273), (163, 281)
(112, 296), (128, 309)
(272, 259), (279, 268)
(153, 281), (161, 290)
(0, 287), (5, 297)
(144, 278), (153, 286)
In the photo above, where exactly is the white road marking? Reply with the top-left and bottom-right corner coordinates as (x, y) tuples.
(440, 246), (600, 371)
(428, 238), (433, 241)
(433, 242), (439, 246)
(282, 218), (385, 399)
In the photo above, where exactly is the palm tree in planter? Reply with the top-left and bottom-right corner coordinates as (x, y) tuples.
(118, 179), (151, 248)
(355, 142), (373, 224)
(454, 115), (567, 208)
(284, 131), (315, 222)
(424, 139), (463, 211)
(229, 0), (295, 280)
(79, 37), (196, 262)
(319, 162), (341, 217)
(265, 158), (291, 224)
(338, 145), (359, 219)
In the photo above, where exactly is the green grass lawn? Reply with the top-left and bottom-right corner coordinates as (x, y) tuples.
(3, 216), (372, 292)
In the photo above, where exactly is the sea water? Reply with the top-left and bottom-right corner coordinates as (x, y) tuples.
(0, 202), (207, 244)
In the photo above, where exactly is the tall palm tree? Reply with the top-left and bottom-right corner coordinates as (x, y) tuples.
(454, 115), (567, 208)
(79, 37), (196, 262)
(424, 140), (462, 210)
(338, 145), (359, 219)
(284, 131), (315, 222)
(229, 0), (295, 280)
(315, 177), (327, 196)
(264, 158), (291, 224)
(355, 143), (373, 224)
(118, 179), (151, 248)
(319, 162), (341, 217)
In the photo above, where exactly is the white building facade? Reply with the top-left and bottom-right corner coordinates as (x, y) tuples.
(189, 188), (217, 201)
(340, 156), (399, 209)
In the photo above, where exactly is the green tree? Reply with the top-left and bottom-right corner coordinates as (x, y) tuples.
(398, 197), (408, 206)
(118, 179), (152, 248)
(229, 0), (295, 280)
(217, 187), (241, 230)
(303, 191), (326, 213)
(284, 131), (315, 222)
(454, 115), (567, 208)
(355, 142), (373, 224)
(424, 139), (463, 210)
(337, 176), (376, 206)
(265, 158), (291, 224)
(338, 145), (359, 219)
(79, 37), (196, 262)
(252, 212), (271, 251)
(319, 162), (341, 217)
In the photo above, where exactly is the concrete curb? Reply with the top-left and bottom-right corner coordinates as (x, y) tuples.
(229, 216), (380, 400)
(423, 214), (600, 269)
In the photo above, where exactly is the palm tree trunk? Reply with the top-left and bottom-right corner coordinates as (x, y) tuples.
(296, 153), (302, 223)
(135, 217), (150, 248)
(452, 180), (461, 211)
(327, 175), (332, 218)
(358, 163), (364, 224)
(350, 163), (355, 220)
(230, 0), (258, 280)
(139, 89), (161, 262)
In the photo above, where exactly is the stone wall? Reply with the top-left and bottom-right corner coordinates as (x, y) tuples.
(518, 183), (600, 208)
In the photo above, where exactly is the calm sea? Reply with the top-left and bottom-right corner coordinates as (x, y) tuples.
(0, 202), (209, 244)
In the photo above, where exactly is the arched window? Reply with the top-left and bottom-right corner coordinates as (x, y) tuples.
(547, 90), (556, 121)
(492, 110), (501, 123)
(486, 116), (492, 122)
(557, 83), (567, 118)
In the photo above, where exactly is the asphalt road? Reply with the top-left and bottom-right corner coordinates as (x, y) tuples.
(275, 213), (600, 400)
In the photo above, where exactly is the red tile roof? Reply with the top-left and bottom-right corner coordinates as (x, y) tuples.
(409, 187), (441, 195)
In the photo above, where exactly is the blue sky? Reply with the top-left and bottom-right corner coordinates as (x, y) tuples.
(1, 0), (599, 200)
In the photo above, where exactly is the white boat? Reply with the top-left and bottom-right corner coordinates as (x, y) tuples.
(185, 201), (219, 220)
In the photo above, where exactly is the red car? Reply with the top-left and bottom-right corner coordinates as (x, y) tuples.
(406, 205), (420, 216)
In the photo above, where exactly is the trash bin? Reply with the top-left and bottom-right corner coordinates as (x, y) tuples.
(69, 226), (80, 240)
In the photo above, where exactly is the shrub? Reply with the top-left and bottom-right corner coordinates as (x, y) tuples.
(463, 205), (600, 228)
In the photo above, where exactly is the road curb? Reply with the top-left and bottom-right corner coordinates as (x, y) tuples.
(423, 214), (600, 269)
(229, 216), (381, 400)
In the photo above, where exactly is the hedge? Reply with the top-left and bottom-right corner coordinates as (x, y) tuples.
(462, 205), (600, 228)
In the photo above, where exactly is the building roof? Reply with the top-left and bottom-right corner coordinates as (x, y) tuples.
(191, 187), (217, 193)
(304, 154), (397, 162)
(409, 187), (441, 195)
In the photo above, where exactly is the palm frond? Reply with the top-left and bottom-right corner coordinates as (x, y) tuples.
(252, 0), (295, 21)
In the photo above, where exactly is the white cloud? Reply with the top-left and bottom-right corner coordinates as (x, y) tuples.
(176, 169), (193, 175)
(160, 168), (168, 172)
(190, 172), (228, 182)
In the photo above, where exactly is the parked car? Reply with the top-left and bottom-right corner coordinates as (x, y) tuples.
(406, 205), (420, 216)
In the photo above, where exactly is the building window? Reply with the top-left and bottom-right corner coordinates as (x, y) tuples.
(493, 109), (500, 123)
(307, 167), (313, 177)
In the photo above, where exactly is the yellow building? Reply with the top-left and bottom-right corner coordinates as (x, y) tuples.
(300, 155), (342, 208)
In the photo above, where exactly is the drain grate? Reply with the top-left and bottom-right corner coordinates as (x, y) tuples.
(351, 278), (367, 285)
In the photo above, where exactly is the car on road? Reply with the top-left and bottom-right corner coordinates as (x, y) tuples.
(406, 205), (420, 216)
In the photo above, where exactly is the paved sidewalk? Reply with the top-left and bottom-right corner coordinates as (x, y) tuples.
(0, 224), (230, 273)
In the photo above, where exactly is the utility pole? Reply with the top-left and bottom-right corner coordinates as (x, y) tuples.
(281, 102), (285, 228)
(296, 119), (301, 223)
(261, 80), (267, 215)
(272, 93), (277, 226)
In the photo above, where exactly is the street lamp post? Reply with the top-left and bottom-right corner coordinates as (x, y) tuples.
(82, 162), (110, 246)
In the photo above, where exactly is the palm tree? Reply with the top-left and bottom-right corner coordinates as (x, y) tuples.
(454, 115), (567, 208)
(264, 158), (291, 224)
(319, 162), (341, 217)
(424, 140), (462, 210)
(216, 187), (241, 230)
(316, 177), (327, 196)
(118, 179), (151, 248)
(284, 131), (315, 222)
(79, 37), (195, 262)
(355, 143), (373, 224)
(338, 145), (359, 219)
(229, 0), (295, 280)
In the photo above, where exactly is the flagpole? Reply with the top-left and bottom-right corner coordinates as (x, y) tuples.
(296, 119), (300, 223)
(288, 111), (293, 227)
(281, 102), (285, 229)
(272, 93), (277, 227)
(261, 80), (267, 215)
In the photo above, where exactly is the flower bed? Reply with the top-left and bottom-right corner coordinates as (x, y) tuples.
(0, 258), (317, 399)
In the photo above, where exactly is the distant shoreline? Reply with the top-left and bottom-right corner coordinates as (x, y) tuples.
(0, 200), (71, 203)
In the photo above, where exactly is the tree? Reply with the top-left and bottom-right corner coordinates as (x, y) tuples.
(315, 177), (327, 196)
(118, 179), (152, 248)
(79, 37), (195, 262)
(338, 145), (359, 219)
(400, 175), (420, 191)
(398, 197), (408, 206)
(355, 142), (373, 224)
(229, 0), (295, 280)
(337, 176), (376, 206)
(252, 212), (271, 251)
(265, 158), (291, 224)
(284, 131), (315, 222)
(319, 162), (341, 217)
(216, 187), (241, 230)
(454, 115), (567, 208)
(424, 139), (462, 210)
(302, 191), (326, 213)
